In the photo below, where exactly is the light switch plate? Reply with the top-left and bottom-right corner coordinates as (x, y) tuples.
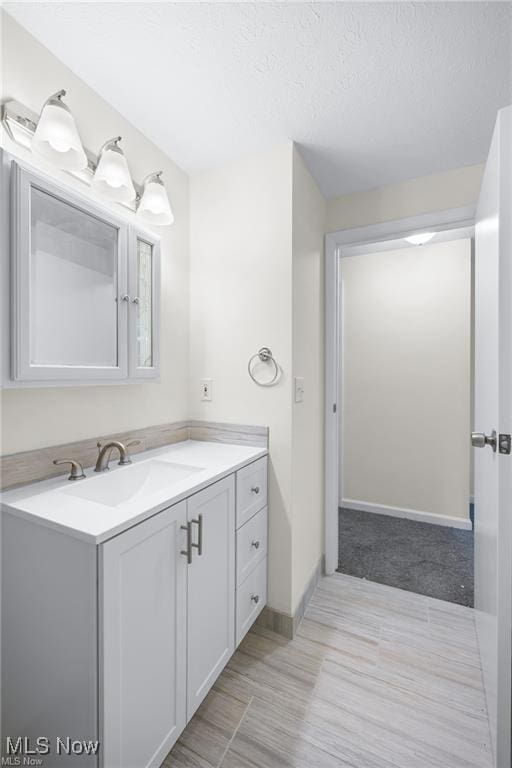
(294, 376), (304, 403)
(200, 379), (212, 401)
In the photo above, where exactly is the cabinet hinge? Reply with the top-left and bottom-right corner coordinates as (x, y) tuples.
(499, 433), (511, 455)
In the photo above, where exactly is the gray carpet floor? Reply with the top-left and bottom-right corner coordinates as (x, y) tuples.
(338, 507), (474, 607)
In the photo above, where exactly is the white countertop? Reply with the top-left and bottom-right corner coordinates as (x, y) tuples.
(1, 440), (267, 544)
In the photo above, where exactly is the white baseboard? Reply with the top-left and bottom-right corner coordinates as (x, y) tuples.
(341, 498), (473, 530)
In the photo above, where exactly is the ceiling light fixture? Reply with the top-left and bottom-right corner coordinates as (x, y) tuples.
(92, 137), (136, 203)
(31, 90), (87, 171)
(137, 172), (174, 226)
(404, 232), (436, 246)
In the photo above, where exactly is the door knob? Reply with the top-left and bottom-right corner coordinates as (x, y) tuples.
(471, 430), (497, 452)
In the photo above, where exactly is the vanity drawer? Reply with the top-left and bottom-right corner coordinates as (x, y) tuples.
(236, 456), (267, 528)
(236, 557), (267, 646)
(236, 506), (268, 586)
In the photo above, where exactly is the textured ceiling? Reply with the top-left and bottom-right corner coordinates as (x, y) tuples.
(4, 2), (512, 198)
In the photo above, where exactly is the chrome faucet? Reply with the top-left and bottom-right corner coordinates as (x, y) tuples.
(94, 440), (137, 473)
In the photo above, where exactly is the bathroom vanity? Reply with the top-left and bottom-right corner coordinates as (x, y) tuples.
(1, 440), (268, 767)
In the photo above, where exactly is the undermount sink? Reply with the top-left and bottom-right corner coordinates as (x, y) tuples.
(60, 459), (205, 508)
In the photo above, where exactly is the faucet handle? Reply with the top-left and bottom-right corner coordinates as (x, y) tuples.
(53, 458), (86, 481)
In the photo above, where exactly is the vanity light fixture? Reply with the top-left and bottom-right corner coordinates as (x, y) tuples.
(31, 90), (87, 171)
(404, 232), (436, 246)
(92, 137), (136, 203)
(2, 95), (175, 225)
(137, 172), (174, 226)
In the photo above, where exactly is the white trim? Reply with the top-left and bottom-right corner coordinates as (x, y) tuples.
(324, 205), (477, 576)
(341, 499), (473, 530)
(324, 234), (339, 575)
(330, 204), (476, 248)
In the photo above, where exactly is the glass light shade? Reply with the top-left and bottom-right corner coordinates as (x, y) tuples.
(137, 173), (174, 226)
(32, 91), (87, 171)
(404, 232), (436, 246)
(92, 138), (136, 203)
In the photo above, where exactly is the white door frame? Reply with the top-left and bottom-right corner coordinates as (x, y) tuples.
(324, 204), (477, 575)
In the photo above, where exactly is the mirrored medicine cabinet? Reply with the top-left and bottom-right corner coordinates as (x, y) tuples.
(5, 158), (160, 384)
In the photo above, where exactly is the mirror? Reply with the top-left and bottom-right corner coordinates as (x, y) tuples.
(135, 237), (153, 369)
(30, 185), (119, 367)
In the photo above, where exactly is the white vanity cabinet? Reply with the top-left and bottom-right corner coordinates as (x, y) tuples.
(1, 454), (267, 768)
(186, 476), (235, 719)
(101, 477), (237, 766)
(100, 501), (188, 768)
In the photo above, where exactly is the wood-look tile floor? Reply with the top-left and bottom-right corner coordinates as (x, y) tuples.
(162, 573), (492, 768)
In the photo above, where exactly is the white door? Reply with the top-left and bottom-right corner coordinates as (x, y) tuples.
(186, 476), (235, 720)
(100, 502), (188, 768)
(474, 104), (512, 768)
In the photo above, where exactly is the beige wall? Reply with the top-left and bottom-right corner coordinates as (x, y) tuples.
(326, 165), (484, 233)
(340, 239), (471, 523)
(189, 143), (294, 614)
(189, 144), (327, 616)
(0, 12), (190, 455)
(291, 147), (325, 612)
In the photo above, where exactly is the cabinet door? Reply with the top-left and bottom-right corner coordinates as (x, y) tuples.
(12, 161), (128, 381)
(187, 476), (235, 719)
(100, 502), (187, 768)
(128, 227), (160, 379)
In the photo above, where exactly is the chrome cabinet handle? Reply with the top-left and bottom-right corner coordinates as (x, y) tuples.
(250, 594), (260, 604)
(471, 430), (497, 452)
(251, 540), (260, 550)
(181, 521), (193, 564)
(53, 458), (85, 481)
(191, 514), (203, 556)
(250, 486), (260, 495)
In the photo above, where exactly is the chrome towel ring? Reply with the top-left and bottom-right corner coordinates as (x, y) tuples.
(248, 347), (280, 387)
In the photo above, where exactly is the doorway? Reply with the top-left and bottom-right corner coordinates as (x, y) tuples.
(337, 234), (473, 605)
(323, 106), (512, 768)
(324, 208), (477, 580)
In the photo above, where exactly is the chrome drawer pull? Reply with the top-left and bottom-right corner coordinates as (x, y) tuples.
(191, 514), (203, 556)
(180, 521), (192, 564)
(251, 594), (260, 604)
(251, 540), (260, 549)
(250, 486), (260, 494)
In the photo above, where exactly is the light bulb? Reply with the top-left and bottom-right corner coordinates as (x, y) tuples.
(137, 172), (174, 226)
(92, 137), (136, 203)
(32, 90), (87, 171)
